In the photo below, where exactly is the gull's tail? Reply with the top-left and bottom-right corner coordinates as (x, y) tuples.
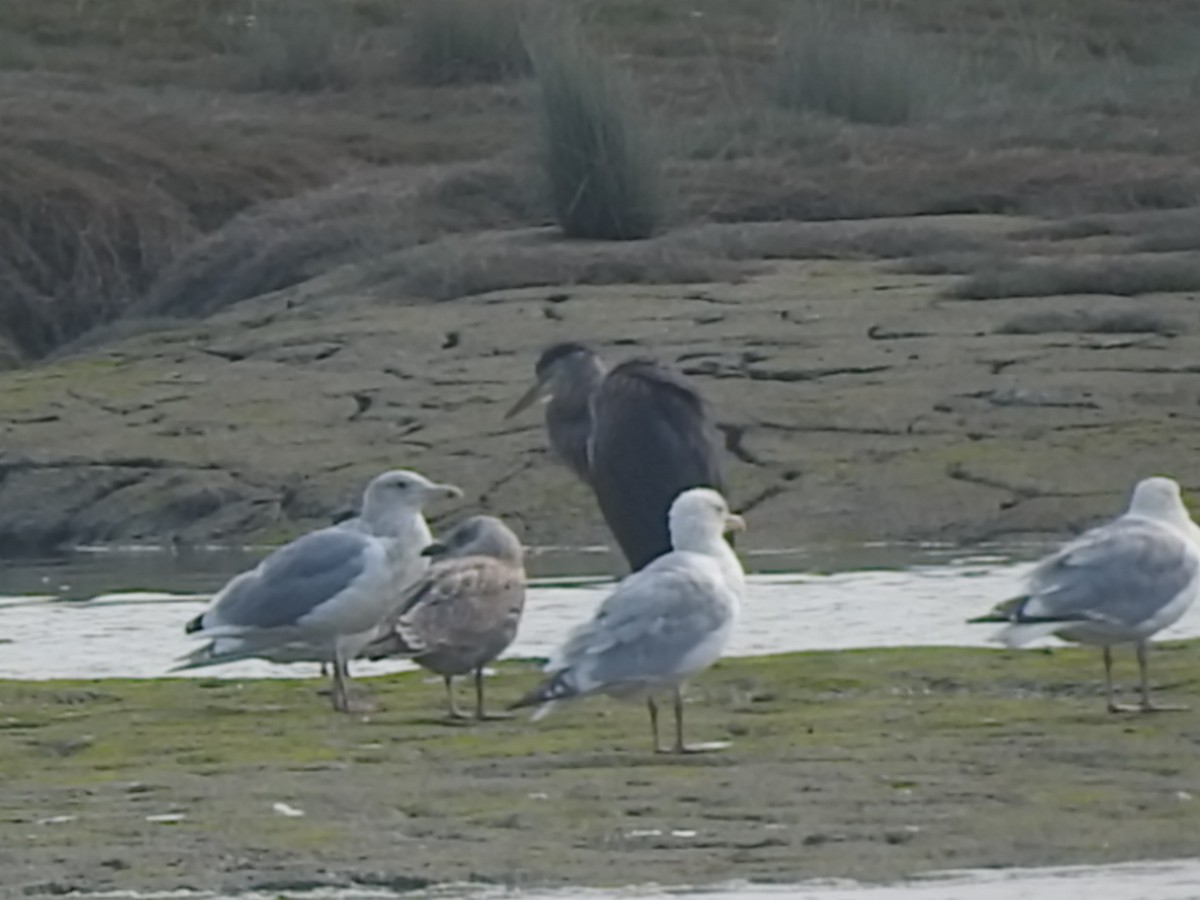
(359, 619), (425, 661)
(170, 638), (275, 672)
(170, 642), (252, 672)
(967, 594), (1078, 648)
(509, 669), (579, 720)
(992, 622), (1063, 649)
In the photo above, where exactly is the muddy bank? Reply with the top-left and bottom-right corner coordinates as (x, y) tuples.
(3, 644), (1200, 894)
(1, 214), (1200, 555)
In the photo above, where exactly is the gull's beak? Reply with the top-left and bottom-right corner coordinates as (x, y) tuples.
(421, 541), (449, 558)
(434, 483), (464, 500)
(724, 513), (747, 535)
(504, 375), (551, 420)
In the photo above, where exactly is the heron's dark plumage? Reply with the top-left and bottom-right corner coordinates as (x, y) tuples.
(588, 358), (725, 572)
(525, 343), (725, 573)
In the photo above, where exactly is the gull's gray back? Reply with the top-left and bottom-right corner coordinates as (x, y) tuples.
(555, 554), (734, 690)
(210, 528), (370, 631)
(1022, 517), (1200, 628)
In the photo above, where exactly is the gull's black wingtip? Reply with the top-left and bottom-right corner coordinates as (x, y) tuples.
(184, 613), (204, 634)
(967, 595), (1027, 625)
(509, 670), (577, 711)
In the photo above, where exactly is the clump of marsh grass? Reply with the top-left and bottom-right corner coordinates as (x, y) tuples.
(527, 16), (662, 240)
(772, 0), (940, 125)
(406, 0), (531, 85)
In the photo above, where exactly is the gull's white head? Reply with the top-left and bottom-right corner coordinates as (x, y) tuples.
(361, 469), (462, 527)
(668, 487), (746, 552)
(1127, 476), (1192, 529)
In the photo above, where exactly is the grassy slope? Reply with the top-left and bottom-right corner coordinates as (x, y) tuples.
(1, 0), (1200, 550)
(4, 645), (1200, 892)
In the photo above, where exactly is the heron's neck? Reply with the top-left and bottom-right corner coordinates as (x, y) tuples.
(546, 400), (595, 482)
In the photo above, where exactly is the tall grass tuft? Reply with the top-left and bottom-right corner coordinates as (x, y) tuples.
(527, 18), (662, 240)
(772, 0), (936, 125)
(407, 0), (531, 85)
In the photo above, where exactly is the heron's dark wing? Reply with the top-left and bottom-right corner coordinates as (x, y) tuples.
(1017, 517), (1199, 627)
(588, 359), (725, 571)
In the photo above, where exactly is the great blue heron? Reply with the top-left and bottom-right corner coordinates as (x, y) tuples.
(969, 476), (1200, 713)
(511, 488), (746, 753)
(505, 342), (726, 572)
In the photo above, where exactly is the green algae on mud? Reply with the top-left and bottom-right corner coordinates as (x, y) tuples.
(4, 645), (1200, 894)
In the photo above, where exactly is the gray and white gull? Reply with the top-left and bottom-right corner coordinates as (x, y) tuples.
(362, 515), (527, 720)
(512, 488), (745, 753)
(175, 469), (461, 711)
(970, 476), (1200, 713)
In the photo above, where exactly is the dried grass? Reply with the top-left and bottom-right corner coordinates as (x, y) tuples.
(0, 93), (324, 357)
(406, 0), (531, 86)
(359, 231), (745, 301)
(948, 254), (1200, 300)
(229, 0), (362, 92)
(772, 0), (945, 125)
(143, 164), (546, 317)
(998, 308), (1182, 336)
(673, 221), (998, 261)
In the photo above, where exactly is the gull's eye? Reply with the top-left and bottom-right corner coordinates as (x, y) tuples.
(395, 481), (408, 491)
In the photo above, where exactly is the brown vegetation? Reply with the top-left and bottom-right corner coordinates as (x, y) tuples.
(997, 308), (1183, 336)
(948, 254), (1200, 300)
(406, 0), (531, 86)
(2, 0), (1200, 360)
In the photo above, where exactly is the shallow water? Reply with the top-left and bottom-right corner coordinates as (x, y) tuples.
(4, 541), (1200, 680)
(58, 858), (1200, 899)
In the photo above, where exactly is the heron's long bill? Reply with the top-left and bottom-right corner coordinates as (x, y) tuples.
(724, 513), (747, 534)
(504, 376), (550, 419)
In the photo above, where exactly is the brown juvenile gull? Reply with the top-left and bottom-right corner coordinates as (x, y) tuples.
(362, 515), (526, 720)
(970, 476), (1200, 713)
(174, 469), (461, 712)
(505, 342), (726, 573)
(512, 488), (745, 753)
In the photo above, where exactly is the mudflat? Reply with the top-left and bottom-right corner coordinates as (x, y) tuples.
(3, 221), (1200, 556)
(4, 644), (1200, 895)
